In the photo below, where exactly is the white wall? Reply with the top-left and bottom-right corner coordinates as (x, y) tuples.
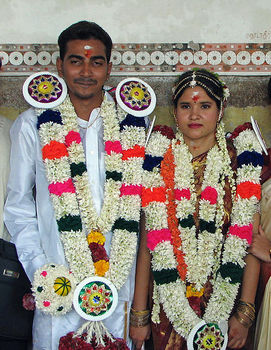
(1, 0), (271, 43)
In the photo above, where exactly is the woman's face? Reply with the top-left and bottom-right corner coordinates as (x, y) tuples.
(175, 86), (219, 149)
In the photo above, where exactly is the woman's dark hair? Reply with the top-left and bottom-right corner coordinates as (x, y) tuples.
(172, 69), (225, 109)
(58, 21), (112, 62)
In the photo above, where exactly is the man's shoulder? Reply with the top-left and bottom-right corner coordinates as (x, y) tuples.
(10, 107), (38, 137)
(0, 114), (13, 132)
(13, 107), (37, 126)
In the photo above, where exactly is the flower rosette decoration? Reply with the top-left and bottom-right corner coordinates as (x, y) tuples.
(73, 277), (118, 322)
(187, 321), (228, 350)
(23, 72), (67, 108)
(115, 77), (156, 117)
(142, 121), (263, 340)
(32, 264), (76, 315)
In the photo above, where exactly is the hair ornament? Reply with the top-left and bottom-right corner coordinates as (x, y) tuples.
(172, 69), (230, 105)
(189, 71), (197, 88)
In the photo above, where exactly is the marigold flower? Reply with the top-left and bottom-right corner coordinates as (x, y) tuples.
(87, 231), (106, 245)
(94, 260), (109, 277)
(186, 285), (204, 298)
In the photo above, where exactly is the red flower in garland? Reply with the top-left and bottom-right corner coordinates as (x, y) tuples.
(153, 125), (175, 140)
(59, 332), (129, 350)
(88, 242), (109, 262)
(230, 122), (252, 140)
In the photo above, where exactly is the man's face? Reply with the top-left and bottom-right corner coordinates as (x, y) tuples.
(57, 39), (112, 101)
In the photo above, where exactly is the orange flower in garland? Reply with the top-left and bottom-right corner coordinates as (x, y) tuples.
(161, 145), (187, 281)
(87, 231), (106, 245)
(87, 230), (109, 277)
(141, 187), (166, 207)
(236, 181), (261, 200)
(94, 260), (110, 277)
(42, 140), (68, 160)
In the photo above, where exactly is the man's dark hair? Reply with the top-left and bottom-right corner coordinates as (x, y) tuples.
(58, 21), (112, 62)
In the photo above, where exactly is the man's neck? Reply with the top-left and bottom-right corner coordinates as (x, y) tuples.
(69, 92), (104, 121)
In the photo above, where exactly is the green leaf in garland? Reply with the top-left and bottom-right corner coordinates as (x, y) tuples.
(152, 268), (179, 285)
(112, 218), (138, 233)
(199, 219), (216, 233)
(217, 262), (244, 284)
(179, 214), (194, 228)
(57, 215), (82, 232)
(70, 162), (87, 177)
(106, 170), (122, 181)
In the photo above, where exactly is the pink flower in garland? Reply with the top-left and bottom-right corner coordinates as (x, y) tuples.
(147, 229), (172, 251)
(228, 223), (253, 245)
(175, 188), (191, 201)
(65, 130), (81, 147)
(48, 179), (75, 196)
(201, 186), (218, 205)
(120, 184), (142, 196)
(105, 140), (122, 155)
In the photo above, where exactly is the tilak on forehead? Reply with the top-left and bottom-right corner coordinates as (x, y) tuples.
(192, 91), (200, 103)
(84, 45), (93, 58)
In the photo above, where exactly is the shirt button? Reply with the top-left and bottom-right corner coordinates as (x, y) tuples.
(90, 150), (94, 155)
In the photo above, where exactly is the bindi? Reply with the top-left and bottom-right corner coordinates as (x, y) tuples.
(192, 92), (199, 103)
(84, 45), (93, 58)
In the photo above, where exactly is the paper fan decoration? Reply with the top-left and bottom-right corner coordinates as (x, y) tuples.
(23, 72), (67, 108)
(251, 116), (268, 155)
(116, 77), (156, 117)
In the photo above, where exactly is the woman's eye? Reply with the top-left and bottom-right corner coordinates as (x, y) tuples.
(180, 104), (190, 109)
(201, 104), (210, 109)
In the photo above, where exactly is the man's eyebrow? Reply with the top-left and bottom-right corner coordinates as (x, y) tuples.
(66, 54), (106, 62)
(66, 54), (84, 60)
(89, 55), (106, 61)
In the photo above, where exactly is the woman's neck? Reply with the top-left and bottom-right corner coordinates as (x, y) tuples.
(184, 136), (216, 158)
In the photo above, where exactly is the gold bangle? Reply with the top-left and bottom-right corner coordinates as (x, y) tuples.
(238, 300), (255, 310)
(130, 308), (150, 316)
(237, 301), (255, 322)
(234, 312), (253, 328)
(130, 307), (150, 328)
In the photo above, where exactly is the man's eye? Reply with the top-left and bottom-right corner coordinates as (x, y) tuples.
(70, 60), (81, 65)
(93, 61), (103, 66)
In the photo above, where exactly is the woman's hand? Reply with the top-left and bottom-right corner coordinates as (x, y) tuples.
(250, 225), (271, 262)
(130, 324), (151, 350)
(227, 315), (249, 349)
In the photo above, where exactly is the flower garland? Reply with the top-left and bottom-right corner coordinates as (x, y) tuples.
(142, 122), (263, 339)
(33, 95), (146, 315)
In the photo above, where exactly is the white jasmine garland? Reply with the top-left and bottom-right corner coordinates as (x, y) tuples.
(143, 122), (262, 339)
(34, 95), (146, 315)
